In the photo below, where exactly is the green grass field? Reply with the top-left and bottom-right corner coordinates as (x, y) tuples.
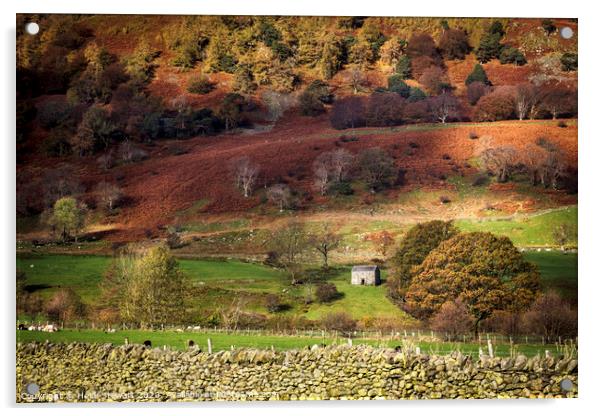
(15, 328), (567, 358)
(455, 206), (577, 247)
(17, 250), (577, 324)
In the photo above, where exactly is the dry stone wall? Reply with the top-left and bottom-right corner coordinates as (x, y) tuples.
(16, 342), (578, 402)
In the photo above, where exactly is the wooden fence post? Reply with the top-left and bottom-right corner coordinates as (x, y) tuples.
(207, 338), (213, 354)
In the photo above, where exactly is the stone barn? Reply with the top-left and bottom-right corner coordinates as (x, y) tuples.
(351, 265), (381, 286)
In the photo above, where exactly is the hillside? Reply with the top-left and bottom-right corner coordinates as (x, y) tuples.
(16, 15), (578, 248)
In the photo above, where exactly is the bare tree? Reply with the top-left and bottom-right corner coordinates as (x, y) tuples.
(480, 146), (518, 182)
(270, 221), (308, 285)
(261, 90), (295, 123)
(308, 223), (341, 268)
(312, 148), (355, 195)
(96, 181), (122, 211)
(552, 223), (572, 251)
(372, 230), (395, 257)
(428, 93), (459, 123)
(313, 164), (330, 196)
(521, 143), (547, 185)
(232, 156), (260, 197)
(347, 65), (365, 94)
(267, 183), (292, 212)
(358, 147), (397, 192)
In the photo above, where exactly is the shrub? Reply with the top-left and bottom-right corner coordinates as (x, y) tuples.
(468, 131), (479, 140)
(541, 19), (557, 36)
(321, 312), (357, 336)
(315, 282), (340, 303)
(499, 46), (527, 66)
(186, 74), (215, 94)
(560, 52), (578, 71)
(166, 231), (183, 249)
(265, 294), (286, 313)
(430, 299), (473, 341)
(328, 181), (354, 196)
(407, 87), (427, 102)
(471, 174), (489, 186)
(38, 101), (73, 129)
(557, 120), (568, 128)
(439, 195), (451, 204)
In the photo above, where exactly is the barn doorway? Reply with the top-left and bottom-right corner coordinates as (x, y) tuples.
(360, 278), (365, 285)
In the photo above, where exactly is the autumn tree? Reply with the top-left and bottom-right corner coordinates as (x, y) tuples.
(267, 183), (293, 212)
(299, 80), (333, 116)
(388, 220), (458, 299)
(232, 156), (260, 197)
(95, 181), (122, 211)
(45, 288), (85, 323)
(428, 93), (459, 123)
(365, 92), (405, 127)
(466, 81), (489, 106)
(112, 244), (191, 327)
(308, 224), (341, 268)
(474, 88), (516, 121)
(438, 28), (470, 60)
(541, 86), (577, 119)
(330, 96), (365, 130)
(72, 106), (118, 156)
(406, 33), (440, 64)
(522, 291), (577, 342)
(430, 299), (473, 341)
(46, 197), (87, 242)
(419, 66), (449, 95)
(405, 232), (541, 335)
(358, 147), (397, 192)
(480, 145), (518, 182)
(379, 37), (406, 67)
(372, 230), (395, 257)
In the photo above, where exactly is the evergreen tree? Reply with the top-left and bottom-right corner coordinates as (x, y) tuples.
(499, 46), (527, 66)
(475, 32), (502, 63)
(465, 63), (491, 86)
(387, 74), (411, 97)
(395, 55), (412, 79)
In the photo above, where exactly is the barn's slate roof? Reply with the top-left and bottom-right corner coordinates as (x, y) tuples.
(352, 265), (379, 272)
